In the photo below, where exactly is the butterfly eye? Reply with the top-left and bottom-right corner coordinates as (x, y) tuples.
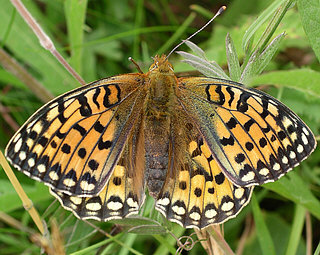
(150, 62), (158, 71)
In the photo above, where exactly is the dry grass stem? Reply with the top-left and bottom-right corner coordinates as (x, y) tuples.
(10, 0), (86, 85)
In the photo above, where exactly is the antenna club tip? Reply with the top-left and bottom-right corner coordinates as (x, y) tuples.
(218, 6), (227, 14)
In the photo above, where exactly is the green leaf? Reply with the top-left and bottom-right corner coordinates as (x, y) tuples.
(185, 40), (206, 59)
(249, 69), (320, 97)
(177, 51), (229, 79)
(254, 32), (285, 75)
(111, 216), (161, 227)
(128, 225), (168, 235)
(251, 193), (276, 255)
(241, 32), (285, 83)
(240, 51), (257, 83)
(297, 0), (320, 62)
(226, 33), (241, 81)
(263, 171), (320, 220)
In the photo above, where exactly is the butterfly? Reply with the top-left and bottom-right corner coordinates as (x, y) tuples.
(5, 55), (316, 229)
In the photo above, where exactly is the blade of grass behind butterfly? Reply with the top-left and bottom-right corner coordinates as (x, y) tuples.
(11, 0), (85, 86)
(285, 204), (306, 255)
(69, 230), (143, 255)
(82, 26), (179, 49)
(159, 0), (179, 25)
(132, 0), (144, 59)
(0, 48), (54, 103)
(0, 7), (16, 48)
(64, 0), (88, 75)
(251, 193), (276, 255)
(263, 171), (320, 220)
(156, 12), (196, 55)
(118, 233), (137, 255)
(241, 0), (286, 54)
(252, 0), (293, 55)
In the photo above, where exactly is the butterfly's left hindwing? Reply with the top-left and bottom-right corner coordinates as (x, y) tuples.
(5, 74), (146, 196)
(177, 77), (316, 187)
(50, 121), (146, 221)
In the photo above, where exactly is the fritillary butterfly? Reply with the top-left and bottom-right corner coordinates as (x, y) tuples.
(5, 55), (316, 229)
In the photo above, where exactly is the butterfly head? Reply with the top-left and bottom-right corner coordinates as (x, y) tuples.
(149, 55), (174, 75)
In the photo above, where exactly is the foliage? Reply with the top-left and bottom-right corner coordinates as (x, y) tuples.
(0, 0), (319, 254)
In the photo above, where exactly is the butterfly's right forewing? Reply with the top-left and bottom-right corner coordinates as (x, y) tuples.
(5, 74), (146, 197)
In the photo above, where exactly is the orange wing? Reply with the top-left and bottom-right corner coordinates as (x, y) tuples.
(177, 77), (316, 187)
(50, 117), (146, 220)
(5, 74), (146, 196)
(155, 122), (253, 229)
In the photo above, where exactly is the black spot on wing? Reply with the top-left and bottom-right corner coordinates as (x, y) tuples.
(226, 87), (235, 106)
(92, 88), (101, 109)
(220, 136), (234, 146)
(98, 139), (112, 150)
(73, 123), (87, 136)
(103, 84), (121, 108)
(78, 94), (92, 117)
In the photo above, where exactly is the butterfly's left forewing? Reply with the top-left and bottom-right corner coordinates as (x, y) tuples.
(177, 77), (316, 187)
(5, 74), (146, 196)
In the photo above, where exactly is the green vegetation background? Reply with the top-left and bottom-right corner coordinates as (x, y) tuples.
(0, 0), (319, 254)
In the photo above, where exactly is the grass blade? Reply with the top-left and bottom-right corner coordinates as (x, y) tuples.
(64, 0), (88, 75)
(285, 204), (306, 255)
(263, 171), (320, 220)
(251, 193), (276, 255)
(242, 0), (286, 51)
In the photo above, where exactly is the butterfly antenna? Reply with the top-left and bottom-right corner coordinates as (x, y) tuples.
(166, 6), (226, 60)
(128, 57), (144, 73)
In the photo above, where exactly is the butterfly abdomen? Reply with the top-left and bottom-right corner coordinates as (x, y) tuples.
(143, 66), (177, 198)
